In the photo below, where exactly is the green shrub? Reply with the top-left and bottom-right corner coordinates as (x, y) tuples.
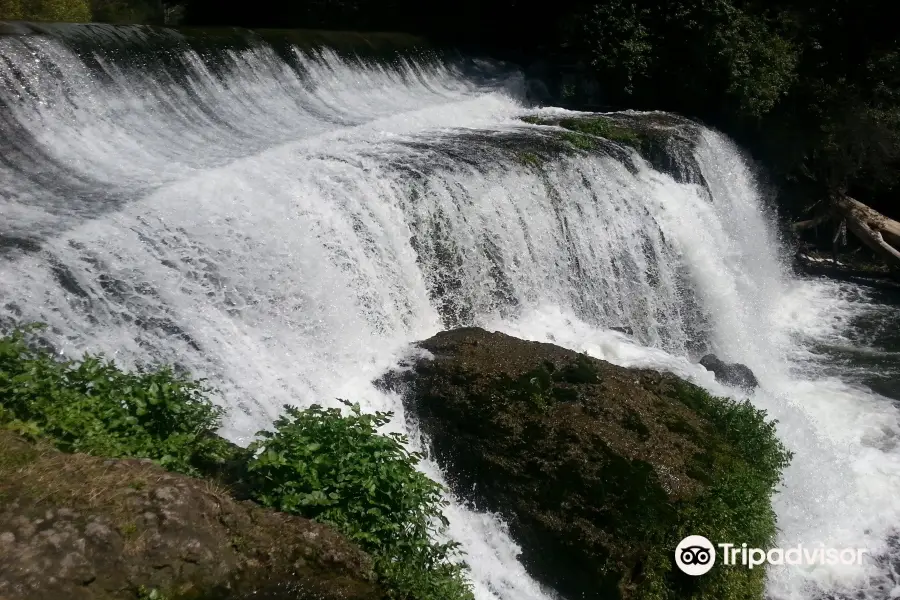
(0, 324), (473, 599)
(0, 0), (24, 19)
(246, 400), (474, 600)
(5, 0), (92, 21)
(0, 324), (233, 477)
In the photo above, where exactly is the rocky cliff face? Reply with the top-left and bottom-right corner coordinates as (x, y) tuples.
(0, 431), (382, 600)
(380, 327), (787, 600)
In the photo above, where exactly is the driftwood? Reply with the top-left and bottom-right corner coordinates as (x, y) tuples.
(793, 194), (900, 268)
(792, 213), (833, 232)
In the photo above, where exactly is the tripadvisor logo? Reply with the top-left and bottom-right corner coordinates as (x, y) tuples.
(674, 535), (869, 576)
(675, 535), (716, 575)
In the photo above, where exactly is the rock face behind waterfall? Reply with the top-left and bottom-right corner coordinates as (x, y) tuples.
(0, 431), (381, 600)
(381, 328), (787, 600)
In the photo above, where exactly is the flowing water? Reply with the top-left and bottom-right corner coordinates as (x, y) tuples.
(2, 24), (899, 600)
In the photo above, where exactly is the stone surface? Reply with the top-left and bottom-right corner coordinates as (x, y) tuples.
(379, 327), (765, 600)
(0, 431), (382, 600)
(698, 354), (759, 390)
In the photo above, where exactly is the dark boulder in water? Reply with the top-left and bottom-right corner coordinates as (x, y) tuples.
(380, 327), (789, 600)
(609, 326), (634, 335)
(699, 354), (759, 390)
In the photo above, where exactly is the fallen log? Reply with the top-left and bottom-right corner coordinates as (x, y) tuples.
(792, 194), (900, 268)
(843, 212), (900, 266)
(833, 195), (900, 248)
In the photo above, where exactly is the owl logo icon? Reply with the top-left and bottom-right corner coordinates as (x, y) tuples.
(675, 535), (716, 575)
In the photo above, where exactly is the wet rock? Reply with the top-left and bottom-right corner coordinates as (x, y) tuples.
(380, 327), (781, 600)
(699, 354), (759, 390)
(0, 431), (381, 600)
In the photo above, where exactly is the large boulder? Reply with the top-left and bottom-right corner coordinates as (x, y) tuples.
(0, 431), (382, 600)
(380, 327), (789, 600)
(698, 354), (759, 391)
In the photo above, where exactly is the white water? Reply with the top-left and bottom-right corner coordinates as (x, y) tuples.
(2, 30), (899, 600)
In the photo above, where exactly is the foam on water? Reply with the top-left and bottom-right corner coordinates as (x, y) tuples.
(2, 28), (899, 600)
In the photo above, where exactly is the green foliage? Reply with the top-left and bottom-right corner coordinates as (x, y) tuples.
(566, 0), (653, 95)
(1, 0), (92, 21)
(709, 7), (798, 119)
(0, 0), (24, 19)
(671, 381), (793, 487)
(553, 0), (899, 213)
(245, 400), (473, 600)
(0, 324), (474, 600)
(633, 381), (793, 600)
(0, 0), (169, 23)
(0, 324), (233, 477)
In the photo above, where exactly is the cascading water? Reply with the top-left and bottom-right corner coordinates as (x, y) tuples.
(2, 24), (899, 600)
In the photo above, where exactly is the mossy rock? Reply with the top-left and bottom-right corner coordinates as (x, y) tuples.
(382, 327), (790, 600)
(520, 113), (705, 185)
(0, 430), (383, 600)
(521, 114), (650, 151)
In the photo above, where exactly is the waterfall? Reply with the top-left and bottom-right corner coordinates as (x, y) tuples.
(2, 25), (899, 600)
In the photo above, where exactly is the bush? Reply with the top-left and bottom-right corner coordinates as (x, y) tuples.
(0, 324), (473, 600)
(0, 0), (23, 19)
(1, 0), (92, 21)
(246, 401), (474, 600)
(0, 324), (233, 477)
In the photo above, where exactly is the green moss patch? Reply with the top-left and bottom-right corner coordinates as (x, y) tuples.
(520, 114), (677, 163)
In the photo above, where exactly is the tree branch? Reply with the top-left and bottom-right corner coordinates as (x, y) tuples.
(836, 198), (900, 267)
(792, 213), (833, 231)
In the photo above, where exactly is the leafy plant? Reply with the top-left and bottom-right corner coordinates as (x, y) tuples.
(246, 400), (474, 600)
(0, 324), (234, 477)
(2, 0), (92, 21)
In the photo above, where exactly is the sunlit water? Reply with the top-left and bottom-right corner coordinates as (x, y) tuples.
(2, 26), (899, 600)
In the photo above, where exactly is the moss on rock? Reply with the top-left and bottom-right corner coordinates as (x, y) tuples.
(521, 114), (661, 154)
(0, 430), (383, 600)
(519, 113), (705, 185)
(382, 327), (791, 600)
